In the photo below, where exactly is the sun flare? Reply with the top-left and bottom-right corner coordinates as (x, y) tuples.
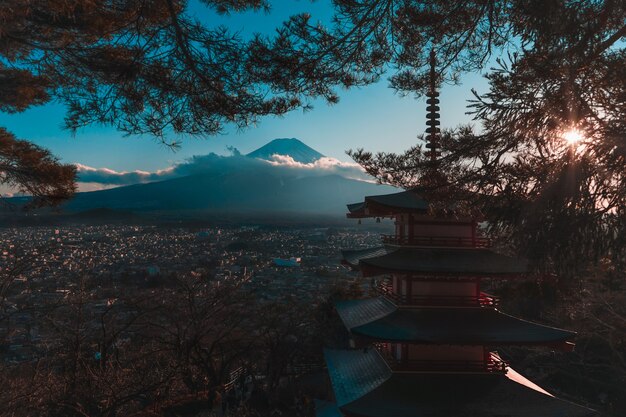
(562, 128), (584, 145)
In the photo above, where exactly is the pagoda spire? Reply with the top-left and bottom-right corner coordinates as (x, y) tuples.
(425, 50), (441, 166)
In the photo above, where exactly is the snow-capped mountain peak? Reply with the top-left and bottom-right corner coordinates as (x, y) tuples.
(246, 138), (324, 164)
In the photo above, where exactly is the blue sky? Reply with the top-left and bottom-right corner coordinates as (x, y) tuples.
(0, 0), (491, 186)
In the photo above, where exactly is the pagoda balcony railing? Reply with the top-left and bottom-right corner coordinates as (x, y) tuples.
(376, 281), (499, 308)
(381, 235), (491, 248)
(375, 347), (507, 374)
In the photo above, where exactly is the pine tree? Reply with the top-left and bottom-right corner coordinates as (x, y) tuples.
(328, 1), (626, 277)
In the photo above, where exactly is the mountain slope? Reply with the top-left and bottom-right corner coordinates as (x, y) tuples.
(20, 138), (398, 216)
(65, 173), (397, 215)
(246, 138), (324, 163)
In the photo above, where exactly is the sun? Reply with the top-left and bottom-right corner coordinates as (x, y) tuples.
(562, 128), (584, 145)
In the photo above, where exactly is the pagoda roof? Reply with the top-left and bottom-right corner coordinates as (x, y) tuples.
(347, 189), (428, 218)
(357, 246), (528, 277)
(335, 297), (575, 346)
(324, 348), (595, 417)
(341, 246), (391, 269)
(335, 297), (397, 329)
(324, 348), (392, 407)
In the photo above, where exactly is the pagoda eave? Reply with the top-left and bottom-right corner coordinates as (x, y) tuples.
(346, 189), (429, 218)
(338, 374), (596, 417)
(357, 247), (528, 277)
(360, 263), (527, 279)
(324, 349), (596, 417)
(335, 298), (576, 347)
(351, 335), (577, 352)
(341, 247), (391, 269)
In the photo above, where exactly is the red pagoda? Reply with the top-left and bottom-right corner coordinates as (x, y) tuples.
(317, 53), (595, 417)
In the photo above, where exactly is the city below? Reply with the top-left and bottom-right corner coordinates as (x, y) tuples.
(1, 221), (386, 364)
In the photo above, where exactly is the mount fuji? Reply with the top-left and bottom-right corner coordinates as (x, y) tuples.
(246, 138), (325, 163)
(11, 139), (399, 217)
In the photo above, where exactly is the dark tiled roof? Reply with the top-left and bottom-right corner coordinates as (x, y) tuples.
(341, 246), (391, 268)
(335, 297), (396, 329)
(324, 348), (392, 407)
(324, 349), (595, 417)
(366, 190), (429, 211)
(342, 371), (596, 417)
(360, 247), (528, 277)
(347, 189), (428, 217)
(346, 202), (365, 214)
(347, 304), (576, 345)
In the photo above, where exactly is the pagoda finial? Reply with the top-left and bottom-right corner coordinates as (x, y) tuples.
(425, 50), (440, 165)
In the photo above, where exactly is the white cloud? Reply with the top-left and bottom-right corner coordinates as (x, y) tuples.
(75, 182), (121, 192)
(76, 151), (373, 191)
(265, 155), (371, 181)
(75, 163), (177, 186)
